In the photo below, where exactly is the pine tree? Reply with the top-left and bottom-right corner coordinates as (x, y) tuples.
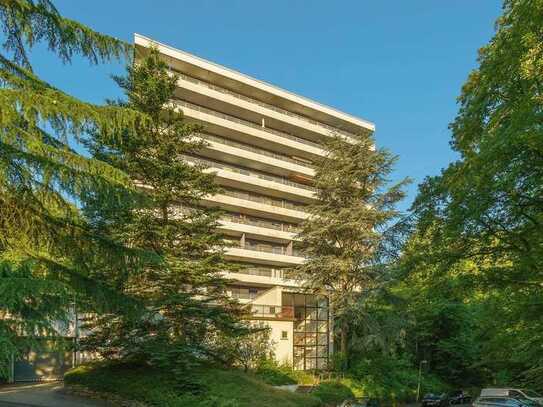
(295, 133), (409, 364)
(83, 47), (245, 371)
(0, 0), (148, 378)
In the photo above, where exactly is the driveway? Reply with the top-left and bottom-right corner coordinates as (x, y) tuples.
(0, 382), (108, 407)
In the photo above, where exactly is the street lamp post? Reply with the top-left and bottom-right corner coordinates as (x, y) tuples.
(416, 360), (428, 402)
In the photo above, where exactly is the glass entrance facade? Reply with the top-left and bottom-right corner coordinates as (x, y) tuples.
(282, 293), (329, 370)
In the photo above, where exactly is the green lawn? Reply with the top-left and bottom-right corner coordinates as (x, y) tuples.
(65, 362), (322, 407)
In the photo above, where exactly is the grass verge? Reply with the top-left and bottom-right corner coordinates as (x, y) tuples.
(65, 362), (322, 407)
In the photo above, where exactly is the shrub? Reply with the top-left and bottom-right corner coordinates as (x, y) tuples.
(312, 380), (355, 405)
(255, 360), (318, 386)
(348, 353), (447, 402)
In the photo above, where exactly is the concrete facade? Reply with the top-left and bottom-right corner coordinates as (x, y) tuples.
(135, 34), (374, 370)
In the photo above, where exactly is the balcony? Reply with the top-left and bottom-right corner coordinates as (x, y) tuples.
(173, 71), (360, 143)
(247, 304), (295, 320)
(195, 134), (315, 179)
(185, 156), (315, 203)
(224, 266), (301, 287)
(219, 220), (296, 244)
(221, 213), (300, 233)
(201, 193), (308, 223)
(174, 100), (326, 159)
(225, 247), (305, 266)
(198, 133), (315, 170)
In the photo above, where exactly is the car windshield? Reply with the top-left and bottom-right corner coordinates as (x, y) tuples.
(522, 391), (542, 398)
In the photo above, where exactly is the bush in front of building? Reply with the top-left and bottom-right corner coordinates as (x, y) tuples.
(311, 380), (355, 405)
(254, 359), (319, 386)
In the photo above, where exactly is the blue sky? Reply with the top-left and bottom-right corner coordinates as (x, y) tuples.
(29, 1), (503, 211)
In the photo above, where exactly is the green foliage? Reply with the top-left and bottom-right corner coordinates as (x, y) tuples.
(0, 0), (148, 378)
(349, 353), (446, 402)
(311, 381), (355, 405)
(401, 0), (543, 390)
(254, 359), (317, 386)
(65, 362), (321, 407)
(295, 132), (410, 359)
(81, 47), (246, 370)
(215, 323), (275, 372)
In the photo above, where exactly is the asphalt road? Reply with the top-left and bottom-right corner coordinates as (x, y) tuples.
(0, 382), (107, 407)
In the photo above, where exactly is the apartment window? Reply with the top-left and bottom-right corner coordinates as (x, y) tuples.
(281, 331), (288, 340)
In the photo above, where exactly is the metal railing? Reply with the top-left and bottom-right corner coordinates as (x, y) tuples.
(242, 240), (303, 257)
(185, 155), (316, 193)
(174, 99), (324, 150)
(220, 213), (301, 233)
(234, 267), (297, 279)
(248, 304), (295, 319)
(199, 133), (315, 169)
(221, 188), (307, 212)
(172, 70), (359, 141)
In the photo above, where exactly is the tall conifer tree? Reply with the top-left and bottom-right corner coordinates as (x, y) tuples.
(0, 0), (148, 378)
(295, 133), (409, 364)
(83, 47), (244, 370)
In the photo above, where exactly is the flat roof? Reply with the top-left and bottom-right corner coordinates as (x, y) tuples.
(134, 33), (375, 134)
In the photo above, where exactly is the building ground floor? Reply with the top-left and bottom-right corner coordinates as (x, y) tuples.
(229, 283), (332, 370)
(7, 285), (331, 382)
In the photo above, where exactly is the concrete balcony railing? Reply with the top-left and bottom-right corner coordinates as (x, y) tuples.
(224, 267), (302, 287)
(185, 155), (315, 193)
(202, 193), (308, 223)
(175, 100), (326, 157)
(173, 70), (359, 142)
(220, 213), (301, 233)
(225, 247), (305, 266)
(200, 133), (315, 169)
(218, 220), (297, 244)
(195, 135), (315, 179)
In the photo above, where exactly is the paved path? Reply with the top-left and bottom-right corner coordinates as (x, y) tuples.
(0, 382), (108, 407)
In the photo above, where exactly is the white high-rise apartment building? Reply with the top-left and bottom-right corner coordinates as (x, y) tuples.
(135, 34), (375, 370)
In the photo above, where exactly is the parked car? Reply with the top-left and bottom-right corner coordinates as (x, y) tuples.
(480, 389), (543, 404)
(448, 390), (472, 405)
(422, 393), (448, 407)
(473, 396), (541, 407)
(422, 391), (471, 407)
